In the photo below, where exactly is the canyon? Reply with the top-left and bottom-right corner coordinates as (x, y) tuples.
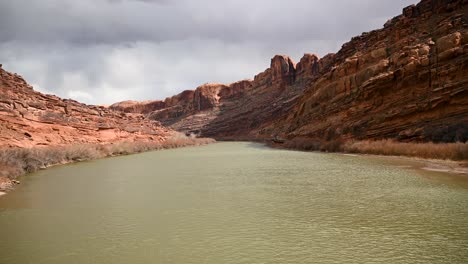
(1, 1), (468, 262)
(0, 0), (467, 177)
(111, 0), (468, 144)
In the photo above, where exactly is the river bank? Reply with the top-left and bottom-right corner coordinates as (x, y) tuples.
(281, 138), (467, 160)
(203, 137), (468, 176)
(211, 136), (468, 175)
(339, 153), (468, 176)
(267, 138), (468, 175)
(2, 137), (466, 195)
(215, 136), (467, 161)
(0, 135), (215, 193)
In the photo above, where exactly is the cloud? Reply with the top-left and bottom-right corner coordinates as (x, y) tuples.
(0, 0), (419, 104)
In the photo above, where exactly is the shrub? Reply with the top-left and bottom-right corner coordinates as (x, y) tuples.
(320, 139), (344, 152)
(284, 137), (344, 152)
(284, 137), (321, 151)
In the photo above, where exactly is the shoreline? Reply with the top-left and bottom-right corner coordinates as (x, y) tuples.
(216, 139), (468, 176)
(262, 140), (468, 176)
(215, 137), (467, 163)
(336, 152), (468, 176)
(0, 137), (216, 195)
(2, 139), (466, 196)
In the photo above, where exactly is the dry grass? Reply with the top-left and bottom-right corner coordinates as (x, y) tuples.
(283, 137), (343, 152)
(0, 133), (215, 180)
(284, 137), (468, 160)
(284, 137), (467, 161)
(342, 140), (468, 161)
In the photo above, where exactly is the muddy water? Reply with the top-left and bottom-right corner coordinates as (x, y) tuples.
(1, 142), (467, 263)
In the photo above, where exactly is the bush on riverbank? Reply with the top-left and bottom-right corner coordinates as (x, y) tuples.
(284, 138), (468, 160)
(283, 137), (344, 152)
(0, 133), (215, 180)
(342, 140), (468, 161)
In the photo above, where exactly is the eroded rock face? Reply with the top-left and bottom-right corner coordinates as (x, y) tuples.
(0, 68), (173, 148)
(110, 54), (307, 137)
(111, 0), (467, 143)
(111, 80), (256, 134)
(295, 53), (320, 79)
(268, 0), (468, 143)
(270, 55), (296, 86)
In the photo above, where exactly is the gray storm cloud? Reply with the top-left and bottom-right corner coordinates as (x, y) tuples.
(0, 0), (418, 104)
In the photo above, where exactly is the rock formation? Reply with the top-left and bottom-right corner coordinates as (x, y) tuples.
(110, 54), (310, 137)
(271, 0), (468, 143)
(0, 67), (173, 148)
(111, 0), (468, 143)
(3, 0), (465, 149)
(111, 80), (255, 135)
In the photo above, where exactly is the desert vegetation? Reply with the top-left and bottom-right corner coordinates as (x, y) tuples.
(283, 137), (343, 152)
(284, 138), (468, 161)
(0, 133), (215, 183)
(342, 140), (468, 161)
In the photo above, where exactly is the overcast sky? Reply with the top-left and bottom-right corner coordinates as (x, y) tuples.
(0, 0), (418, 105)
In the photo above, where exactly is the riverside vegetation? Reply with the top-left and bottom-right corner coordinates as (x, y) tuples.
(0, 133), (215, 191)
(283, 138), (468, 161)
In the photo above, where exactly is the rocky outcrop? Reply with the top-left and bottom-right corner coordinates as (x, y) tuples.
(270, 55), (296, 86)
(0, 67), (174, 148)
(110, 0), (467, 144)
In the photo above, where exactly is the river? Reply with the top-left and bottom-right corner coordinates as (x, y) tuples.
(1, 142), (467, 263)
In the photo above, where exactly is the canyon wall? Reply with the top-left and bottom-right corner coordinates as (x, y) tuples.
(0, 66), (173, 148)
(110, 54), (312, 138)
(112, 0), (467, 143)
(267, 0), (468, 143)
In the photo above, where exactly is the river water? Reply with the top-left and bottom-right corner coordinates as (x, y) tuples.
(1, 142), (467, 263)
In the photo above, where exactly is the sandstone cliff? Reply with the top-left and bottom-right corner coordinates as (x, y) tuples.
(268, 0), (468, 143)
(110, 54), (308, 138)
(0, 66), (173, 148)
(111, 0), (467, 144)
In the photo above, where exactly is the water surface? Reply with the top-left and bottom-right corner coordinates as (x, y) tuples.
(1, 142), (467, 263)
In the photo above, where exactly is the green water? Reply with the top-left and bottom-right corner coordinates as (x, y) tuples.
(1, 142), (467, 264)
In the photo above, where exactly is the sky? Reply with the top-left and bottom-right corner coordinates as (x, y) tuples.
(0, 0), (418, 105)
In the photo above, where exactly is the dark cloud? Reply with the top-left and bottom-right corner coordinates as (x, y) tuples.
(0, 0), (418, 104)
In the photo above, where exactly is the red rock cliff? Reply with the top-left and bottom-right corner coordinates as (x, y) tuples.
(110, 0), (467, 143)
(268, 0), (468, 143)
(0, 66), (173, 148)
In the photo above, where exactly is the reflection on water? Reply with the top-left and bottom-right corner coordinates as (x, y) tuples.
(0, 142), (467, 264)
